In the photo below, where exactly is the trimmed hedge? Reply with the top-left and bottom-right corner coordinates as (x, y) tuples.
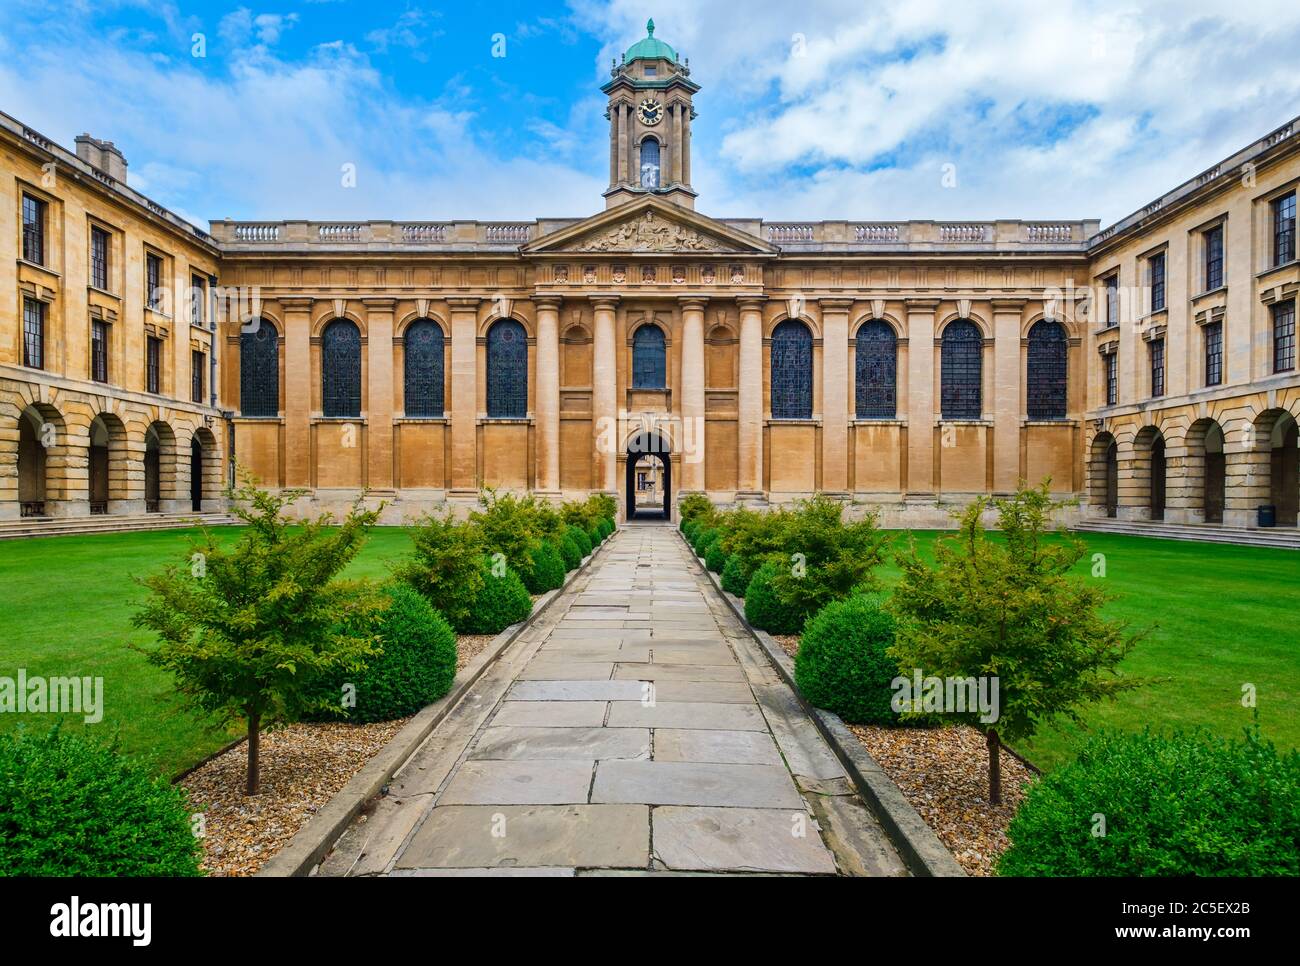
(598, 517), (615, 539)
(566, 524), (593, 559)
(744, 561), (807, 635)
(460, 561), (533, 635)
(692, 526), (719, 557)
(704, 538), (728, 574)
(795, 594), (901, 725)
(0, 728), (204, 876)
(678, 492), (714, 523)
(721, 554), (749, 596)
(558, 533), (582, 571)
(306, 583), (458, 723)
(523, 539), (566, 593)
(997, 728), (1300, 877)
(681, 518), (700, 542)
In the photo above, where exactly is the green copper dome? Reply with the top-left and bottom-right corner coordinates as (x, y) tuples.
(624, 19), (676, 63)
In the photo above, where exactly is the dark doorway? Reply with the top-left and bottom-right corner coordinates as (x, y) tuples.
(1150, 437), (1166, 521)
(1273, 420), (1299, 527)
(145, 430), (161, 513)
(1204, 422), (1225, 524)
(190, 437), (203, 512)
(625, 433), (671, 521)
(1104, 442), (1118, 518)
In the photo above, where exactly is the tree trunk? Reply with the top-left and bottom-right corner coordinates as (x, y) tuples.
(986, 728), (1002, 805)
(246, 711), (261, 796)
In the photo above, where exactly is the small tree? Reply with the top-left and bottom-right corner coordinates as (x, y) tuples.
(889, 482), (1147, 804)
(133, 477), (384, 795)
(394, 512), (485, 628)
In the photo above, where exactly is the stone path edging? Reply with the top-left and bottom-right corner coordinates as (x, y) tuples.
(689, 535), (967, 878)
(256, 538), (614, 877)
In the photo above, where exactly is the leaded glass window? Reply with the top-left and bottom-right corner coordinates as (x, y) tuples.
(322, 319), (361, 418)
(240, 318), (279, 417)
(940, 320), (983, 419)
(770, 319), (812, 419)
(1273, 192), (1296, 267)
(146, 253), (163, 310)
(855, 320), (896, 418)
(191, 349), (205, 404)
(632, 324), (666, 388)
(404, 319), (445, 417)
(1149, 251), (1166, 312)
(91, 320), (109, 383)
(21, 194), (45, 264)
(1272, 300), (1295, 373)
(1026, 319), (1068, 419)
(487, 319), (528, 418)
(146, 335), (161, 394)
(1150, 338), (1165, 397)
(1205, 321), (1223, 387)
(90, 226), (110, 290)
(640, 138), (660, 189)
(1204, 225), (1223, 291)
(22, 298), (44, 370)
(1105, 352), (1118, 406)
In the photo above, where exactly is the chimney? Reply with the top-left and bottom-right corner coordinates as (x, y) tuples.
(75, 134), (128, 184)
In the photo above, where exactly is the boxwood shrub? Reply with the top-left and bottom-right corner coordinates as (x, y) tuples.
(795, 594), (901, 724)
(704, 539), (728, 574)
(306, 583), (458, 723)
(743, 561), (807, 635)
(721, 554), (750, 597)
(692, 526), (719, 557)
(557, 533), (582, 571)
(523, 539), (566, 593)
(566, 524), (593, 559)
(0, 728), (204, 876)
(461, 561), (533, 634)
(997, 727), (1300, 877)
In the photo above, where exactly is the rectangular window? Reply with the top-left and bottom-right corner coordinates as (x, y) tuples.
(23, 298), (45, 369)
(90, 226), (110, 290)
(21, 193), (46, 264)
(1204, 321), (1223, 386)
(1150, 338), (1165, 398)
(190, 274), (206, 326)
(1105, 352), (1118, 406)
(1274, 300), (1296, 373)
(1149, 252), (1166, 312)
(146, 336), (162, 394)
(1274, 192), (1296, 267)
(91, 320), (109, 383)
(1104, 274), (1119, 329)
(1204, 225), (1223, 291)
(146, 253), (163, 311)
(191, 349), (205, 403)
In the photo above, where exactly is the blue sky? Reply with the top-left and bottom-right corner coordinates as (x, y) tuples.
(1, 0), (1298, 229)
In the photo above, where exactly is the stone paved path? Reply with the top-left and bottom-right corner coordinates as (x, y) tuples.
(320, 523), (907, 877)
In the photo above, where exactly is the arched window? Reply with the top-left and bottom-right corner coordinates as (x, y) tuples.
(632, 324), (666, 388)
(486, 319), (528, 418)
(640, 138), (660, 189)
(770, 319), (813, 419)
(321, 319), (361, 418)
(855, 320), (897, 418)
(404, 319), (445, 417)
(239, 318), (279, 417)
(940, 320), (983, 419)
(1026, 319), (1068, 420)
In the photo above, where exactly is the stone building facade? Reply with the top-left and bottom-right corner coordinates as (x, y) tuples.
(2, 23), (1297, 528)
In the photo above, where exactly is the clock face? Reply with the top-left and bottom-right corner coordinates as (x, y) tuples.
(638, 98), (663, 126)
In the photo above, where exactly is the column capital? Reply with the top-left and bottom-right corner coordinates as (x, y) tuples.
(591, 296), (620, 311)
(678, 297), (709, 311)
(533, 296), (563, 311)
(736, 296), (767, 311)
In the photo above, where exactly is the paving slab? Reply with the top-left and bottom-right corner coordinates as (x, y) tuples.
(591, 760), (803, 808)
(489, 701), (608, 728)
(439, 759), (594, 805)
(612, 663), (745, 683)
(507, 679), (649, 702)
(606, 700), (767, 731)
(652, 806), (838, 874)
(653, 728), (783, 765)
(516, 661), (616, 680)
(471, 726), (650, 761)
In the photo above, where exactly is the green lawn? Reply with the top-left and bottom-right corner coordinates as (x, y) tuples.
(0, 525), (1296, 776)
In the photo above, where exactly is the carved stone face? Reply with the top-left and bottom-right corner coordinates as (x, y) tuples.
(642, 265), (657, 283)
(583, 265), (596, 284)
(702, 265), (716, 284)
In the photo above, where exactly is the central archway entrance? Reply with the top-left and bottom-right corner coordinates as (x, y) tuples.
(625, 432), (671, 521)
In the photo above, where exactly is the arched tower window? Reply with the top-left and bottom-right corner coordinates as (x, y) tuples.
(239, 318), (279, 417)
(940, 320), (983, 420)
(632, 324), (666, 388)
(855, 320), (897, 418)
(640, 137), (660, 189)
(1026, 319), (1068, 420)
(770, 319), (813, 419)
(486, 319), (528, 418)
(321, 319), (361, 418)
(404, 320), (445, 417)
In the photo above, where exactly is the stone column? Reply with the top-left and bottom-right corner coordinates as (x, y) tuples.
(671, 104), (683, 185)
(992, 299), (1025, 493)
(363, 298), (395, 492)
(1224, 423), (1271, 528)
(592, 298), (619, 494)
(608, 105), (618, 185)
(281, 297), (314, 488)
(616, 103), (628, 185)
(681, 106), (691, 186)
(905, 299), (939, 497)
(736, 297), (765, 499)
(820, 299), (852, 494)
(535, 297), (562, 495)
(679, 297), (707, 494)
(448, 297), (480, 496)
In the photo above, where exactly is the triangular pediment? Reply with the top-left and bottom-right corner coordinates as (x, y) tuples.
(523, 198), (776, 256)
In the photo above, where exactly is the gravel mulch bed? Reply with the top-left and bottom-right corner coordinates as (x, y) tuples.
(848, 723), (1034, 876)
(181, 633), (499, 876)
(771, 634), (800, 659)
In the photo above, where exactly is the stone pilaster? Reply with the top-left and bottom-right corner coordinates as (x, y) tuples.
(679, 297), (707, 494)
(736, 297), (765, 499)
(905, 300), (939, 497)
(281, 297), (314, 488)
(364, 298), (395, 492)
(1224, 427), (1271, 528)
(820, 299), (852, 494)
(535, 297), (561, 495)
(448, 297), (480, 496)
(992, 299), (1025, 493)
(592, 298), (619, 494)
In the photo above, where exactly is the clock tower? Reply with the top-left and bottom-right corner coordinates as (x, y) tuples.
(602, 19), (699, 209)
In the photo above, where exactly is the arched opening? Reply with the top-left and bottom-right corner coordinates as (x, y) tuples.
(17, 406), (47, 517)
(631, 323), (667, 389)
(625, 432), (671, 521)
(88, 413), (126, 515)
(640, 137), (660, 189)
(1151, 436), (1167, 520)
(190, 427), (220, 513)
(1133, 426), (1166, 521)
(403, 319), (445, 417)
(486, 319), (528, 418)
(190, 437), (203, 512)
(145, 426), (161, 513)
(1188, 418), (1226, 524)
(1269, 411), (1299, 526)
(321, 319), (362, 418)
(1089, 432), (1118, 518)
(770, 319), (813, 419)
(1026, 318), (1068, 420)
(941, 319), (983, 419)
(855, 319), (897, 419)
